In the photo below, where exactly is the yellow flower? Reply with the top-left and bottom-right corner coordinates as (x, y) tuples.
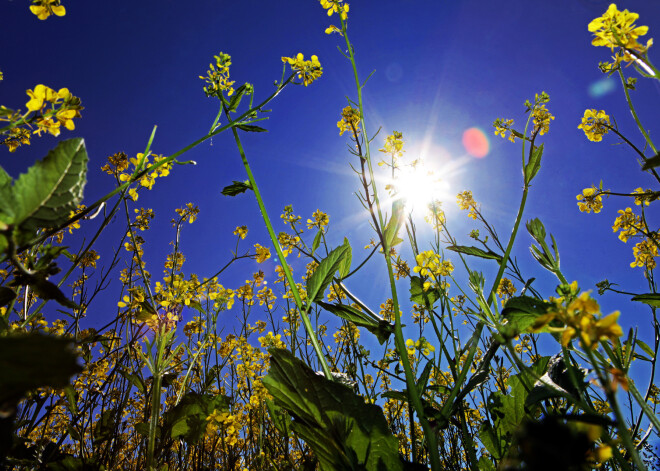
(578, 109), (610, 142)
(30, 0), (66, 20)
(200, 52), (235, 97)
(337, 106), (361, 136)
(233, 225), (248, 239)
(281, 53), (323, 86)
(456, 190), (478, 219)
(632, 187), (652, 206)
(576, 187), (603, 213)
(612, 207), (640, 242)
(306, 209), (329, 229)
(496, 278), (517, 300)
(493, 118), (516, 142)
(319, 0), (349, 21)
(254, 244), (270, 263)
(531, 103), (554, 136)
(588, 4), (651, 55)
(26, 84), (57, 112)
(630, 237), (658, 269)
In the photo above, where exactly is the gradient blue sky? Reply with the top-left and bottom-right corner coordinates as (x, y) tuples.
(2, 0), (660, 393)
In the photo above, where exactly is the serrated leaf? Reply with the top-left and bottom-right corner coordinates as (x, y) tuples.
(221, 180), (252, 196)
(479, 422), (506, 460)
(13, 138), (88, 232)
(263, 348), (405, 471)
(0, 333), (82, 406)
(318, 301), (394, 344)
(631, 293), (660, 308)
(447, 245), (502, 262)
(236, 124), (267, 132)
(306, 243), (350, 304)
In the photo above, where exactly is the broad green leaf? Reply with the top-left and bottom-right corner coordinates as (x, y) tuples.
(236, 124), (267, 132)
(221, 180), (252, 196)
(337, 237), (352, 278)
(13, 138), (88, 232)
(383, 198), (405, 250)
(447, 245), (503, 263)
(409, 275), (440, 306)
(631, 293), (660, 308)
(501, 296), (554, 334)
(489, 375), (527, 436)
(306, 243), (350, 304)
(26, 276), (82, 310)
(0, 165), (14, 222)
(479, 422), (506, 460)
(317, 301), (394, 344)
(478, 455), (497, 471)
(265, 397), (291, 437)
(263, 348), (405, 471)
(163, 392), (230, 444)
(0, 333), (81, 406)
(524, 143), (544, 183)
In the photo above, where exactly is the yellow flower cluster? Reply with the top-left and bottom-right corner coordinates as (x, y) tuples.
(174, 203), (199, 224)
(576, 187), (603, 213)
(233, 225), (248, 239)
(612, 207), (640, 242)
(496, 278), (517, 300)
(253, 244), (271, 263)
(320, 0), (349, 21)
(588, 4), (652, 62)
(532, 292), (622, 349)
(200, 52), (235, 98)
(531, 103), (555, 136)
(578, 109), (611, 142)
(632, 187), (653, 206)
(30, 0), (65, 20)
(630, 237), (659, 270)
(116, 153), (172, 201)
(493, 118), (516, 142)
(306, 209), (329, 230)
(281, 53), (323, 86)
(24, 84), (82, 138)
(337, 106), (361, 136)
(405, 337), (435, 356)
(379, 131), (405, 162)
(413, 250), (454, 291)
(456, 190), (478, 220)
(206, 409), (239, 446)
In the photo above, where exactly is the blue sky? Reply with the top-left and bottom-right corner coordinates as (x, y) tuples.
(2, 0), (660, 391)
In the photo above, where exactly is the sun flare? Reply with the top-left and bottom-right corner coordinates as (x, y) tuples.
(388, 160), (451, 212)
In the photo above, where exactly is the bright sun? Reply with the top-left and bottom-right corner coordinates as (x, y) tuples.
(389, 160), (451, 212)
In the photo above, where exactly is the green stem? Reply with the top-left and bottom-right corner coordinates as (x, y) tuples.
(223, 105), (332, 380)
(618, 67), (657, 154)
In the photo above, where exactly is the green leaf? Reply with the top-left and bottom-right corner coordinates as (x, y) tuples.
(318, 301), (394, 344)
(383, 199), (405, 250)
(409, 275), (440, 306)
(634, 339), (655, 361)
(265, 397), (291, 437)
(0, 333), (82, 406)
(524, 143), (544, 183)
(489, 375), (528, 436)
(163, 392), (230, 444)
(26, 276), (82, 310)
(263, 348), (405, 471)
(221, 180), (252, 196)
(236, 124), (267, 132)
(447, 245), (502, 263)
(306, 243), (350, 304)
(13, 138), (88, 232)
(0, 165), (15, 222)
(311, 229), (322, 255)
(479, 422), (506, 460)
(631, 293), (660, 308)
(337, 237), (352, 278)
(641, 152), (660, 171)
(227, 83), (249, 112)
(501, 296), (553, 334)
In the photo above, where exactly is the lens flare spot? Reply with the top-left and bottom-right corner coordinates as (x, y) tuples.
(588, 77), (616, 98)
(462, 127), (489, 158)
